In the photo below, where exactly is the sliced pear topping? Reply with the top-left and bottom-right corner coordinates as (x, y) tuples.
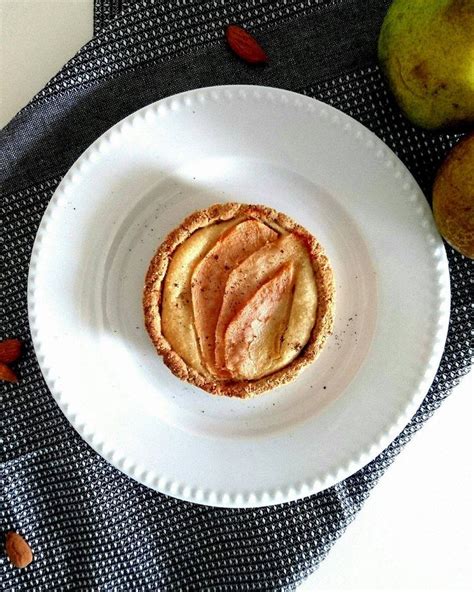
(224, 262), (295, 380)
(191, 219), (277, 373)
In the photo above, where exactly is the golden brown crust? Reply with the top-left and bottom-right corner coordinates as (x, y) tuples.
(143, 203), (335, 398)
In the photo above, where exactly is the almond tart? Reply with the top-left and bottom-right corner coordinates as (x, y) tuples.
(144, 203), (335, 397)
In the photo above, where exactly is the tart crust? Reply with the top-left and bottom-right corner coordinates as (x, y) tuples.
(143, 203), (335, 398)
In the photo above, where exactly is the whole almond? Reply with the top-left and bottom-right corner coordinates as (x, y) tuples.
(0, 362), (18, 383)
(226, 25), (268, 64)
(0, 338), (22, 364)
(5, 532), (33, 568)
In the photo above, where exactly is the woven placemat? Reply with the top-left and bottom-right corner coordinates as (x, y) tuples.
(94, 0), (124, 34)
(1, 0), (472, 589)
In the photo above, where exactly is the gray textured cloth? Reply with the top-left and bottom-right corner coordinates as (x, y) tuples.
(94, 0), (124, 34)
(1, 0), (472, 589)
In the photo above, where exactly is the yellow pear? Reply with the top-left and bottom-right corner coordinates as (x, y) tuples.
(433, 133), (474, 258)
(378, 0), (474, 129)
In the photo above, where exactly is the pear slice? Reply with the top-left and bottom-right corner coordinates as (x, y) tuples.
(224, 263), (295, 380)
(215, 233), (317, 375)
(191, 219), (277, 373)
(162, 220), (236, 375)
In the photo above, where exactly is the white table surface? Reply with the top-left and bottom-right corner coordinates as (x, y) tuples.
(1, 2), (473, 590)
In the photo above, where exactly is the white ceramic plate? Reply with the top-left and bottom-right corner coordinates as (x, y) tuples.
(28, 85), (450, 508)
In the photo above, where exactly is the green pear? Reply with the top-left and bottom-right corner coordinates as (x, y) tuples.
(433, 132), (474, 258)
(378, 0), (474, 129)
